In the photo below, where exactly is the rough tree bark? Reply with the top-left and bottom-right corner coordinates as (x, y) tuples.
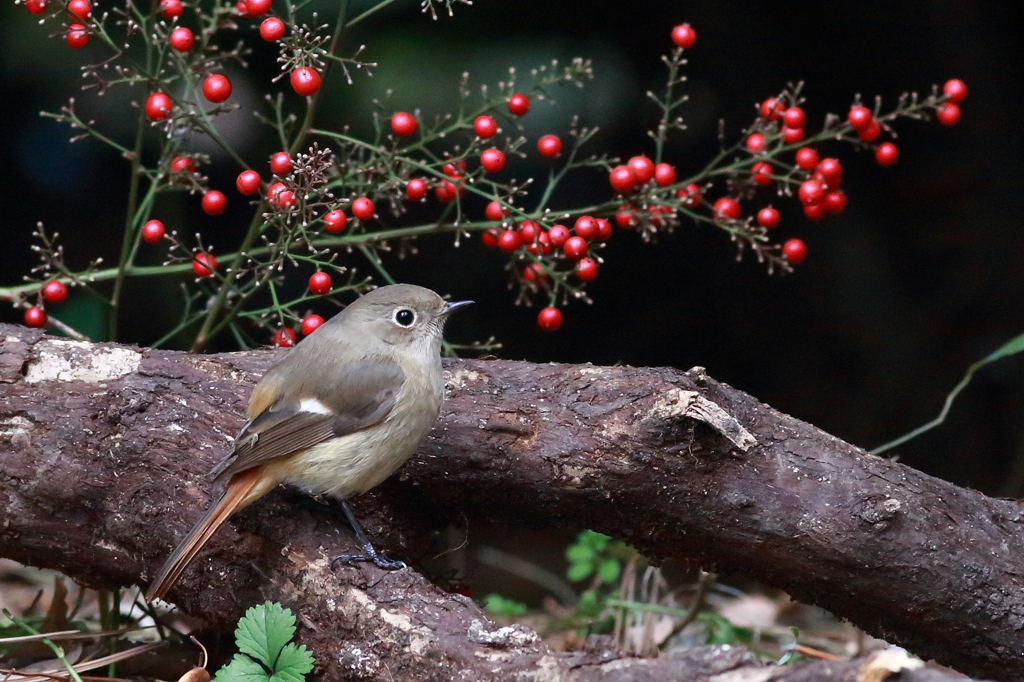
(0, 323), (1018, 681)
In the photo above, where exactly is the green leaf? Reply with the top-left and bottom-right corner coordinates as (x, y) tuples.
(214, 653), (271, 682)
(566, 562), (593, 582)
(565, 543), (595, 564)
(269, 643), (315, 682)
(483, 594), (527, 617)
(579, 530), (609, 551)
(235, 602), (297, 668)
(575, 590), (603, 618)
(596, 558), (620, 585)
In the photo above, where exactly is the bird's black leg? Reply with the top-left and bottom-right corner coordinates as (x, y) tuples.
(330, 499), (406, 571)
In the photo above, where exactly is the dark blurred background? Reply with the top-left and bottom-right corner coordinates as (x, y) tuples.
(2, 0), (1022, 501)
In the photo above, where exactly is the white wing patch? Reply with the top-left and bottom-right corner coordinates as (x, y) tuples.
(298, 397), (334, 415)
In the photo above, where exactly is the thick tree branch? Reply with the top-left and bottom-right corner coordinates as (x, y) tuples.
(0, 324), (1015, 681)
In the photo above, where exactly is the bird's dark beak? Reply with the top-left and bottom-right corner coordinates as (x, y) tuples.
(441, 300), (474, 317)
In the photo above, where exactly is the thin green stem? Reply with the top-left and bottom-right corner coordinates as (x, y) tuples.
(344, 0), (397, 28)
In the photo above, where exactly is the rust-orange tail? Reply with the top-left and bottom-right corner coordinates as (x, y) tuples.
(146, 466), (275, 602)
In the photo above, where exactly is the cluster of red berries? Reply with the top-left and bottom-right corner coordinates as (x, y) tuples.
(22, 280), (69, 329)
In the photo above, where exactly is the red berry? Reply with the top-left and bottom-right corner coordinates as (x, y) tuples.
(435, 180), (457, 203)
(260, 16), (285, 41)
(142, 219), (165, 243)
(481, 229), (499, 248)
(507, 93), (529, 116)
(595, 218), (612, 241)
(203, 74), (232, 103)
(678, 183), (702, 208)
(480, 148), (506, 173)
(526, 231), (552, 256)
(517, 220), (538, 244)
(351, 197), (374, 220)
(817, 158), (842, 183)
(783, 239), (807, 264)
(757, 206), (779, 229)
(201, 190), (226, 215)
(442, 161), (465, 177)
(746, 132), (766, 153)
(308, 271), (332, 295)
(144, 92), (172, 121)
(782, 106), (805, 129)
(43, 281), (68, 304)
(751, 161), (773, 186)
(609, 165), (637, 194)
(627, 155), (655, 184)
(474, 115), (498, 138)
(323, 209), (347, 233)
(858, 119), (882, 142)
(847, 105), (873, 130)
(67, 0), (90, 19)
(654, 163), (676, 187)
(66, 23), (88, 49)
(795, 147), (818, 171)
(485, 201), (505, 221)
(160, 0), (182, 18)
(937, 103), (961, 126)
(875, 142), (898, 166)
(537, 134), (562, 158)
(671, 23), (696, 49)
(548, 224), (570, 247)
(798, 180), (824, 205)
(290, 67), (321, 96)
(824, 190), (847, 215)
(522, 263), (548, 283)
(760, 97), (785, 120)
(24, 306), (47, 328)
(713, 197), (741, 220)
(169, 26), (193, 51)
(26, 0), (48, 14)
(271, 327), (296, 347)
(270, 151), (292, 176)
(803, 203), (825, 220)
(943, 78), (967, 104)
(192, 252), (217, 277)
(537, 306), (562, 332)
(301, 314), (324, 336)
(574, 257), (598, 281)
(497, 230), (521, 252)
(615, 208), (637, 228)
(245, 0), (270, 16)
(391, 111), (417, 137)
(236, 170), (261, 195)
(574, 216), (598, 240)
(782, 127), (805, 145)
(170, 156), (195, 173)
(406, 178), (427, 201)
(235, 1), (248, 16)
(267, 181), (295, 209)
(563, 235), (587, 260)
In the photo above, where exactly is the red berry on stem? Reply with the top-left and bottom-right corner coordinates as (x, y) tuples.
(875, 142), (898, 166)
(848, 105), (873, 130)
(170, 156), (195, 173)
(653, 163), (676, 187)
(235, 1), (248, 16)
(260, 17), (285, 41)
(517, 220), (538, 244)
(824, 190), (847, 215)
(671, 23), (696, 49)
(201, 190), (226, 215)
(757, 206), (780, 228)
(574, 216), (598, 240)
(858, 119), (881, 141)
(203, 74), (232, 103)
(406, 178), (427, 201)
(308, 271), (332, 295)
(760, 97), (785, 120)
(548, 224), (570, 247)
(507, 93), (529, 116)
(26, 0), (49, 13)
(442, 161), (465, 177)
(678, 183), (702, 207)
(435, 180), (457, 203)
(782, 106), (805, 129)
(66, 23), (88, 48)
(782, 127), (804, 145)
(937, 103), (961, 126)
(290, 67), (321, 96)
(575, 257), (598, 281)
(563, 235), (588, 260)
(497, 230), (521, 252)
(817, 158), (842, 183)
(746, 132), (766, 153)
(24, 306), (47, 328)
(351, 197), (374, 220)
(169, 26), (193, 51)
(245, 0), (270, 16)
(43, 281), (67, 304)
(628, 155), (656, 184)
(480, 148), (506, 173)
(473, 115), (497, 138)
(795, 147), (818, 171)
(537, 306), (562, 332)
(595, 218), (612, 241)
(67, 0), (90, 19)
(537, 134), (562, 158)
(272, 327), (296, 347)
(301, 315), (324, 336)
(713, 197), (741, 220)
(943, 78), (967, 104)
(783, 239), (807, 264)
(236, 170), (261, 195)
(609, 165), (637, 194)
(270, 151), (292, 176)
(798, 180), (824, 205)
(145, 92), (172, 121)
(481, 229), (499, 248)
(160, 0), (182, 18)
(267, 181), (295, 209)
(803, 203), (825, 220)
(323, 209), (347, 233)
(391, 111), (417, 137)
(751, 161), (773, 186)
(192, 252), (217, 277)
(527, 231), (551, 257)
(485, 201), (505, 221)
(615, 208), (637, 228)
(142, 219), (165, 243)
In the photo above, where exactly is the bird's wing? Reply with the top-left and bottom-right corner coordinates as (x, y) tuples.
(210, 357), (405, 481)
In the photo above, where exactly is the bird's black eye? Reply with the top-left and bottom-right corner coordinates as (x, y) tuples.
(394, 308), (416, 327)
